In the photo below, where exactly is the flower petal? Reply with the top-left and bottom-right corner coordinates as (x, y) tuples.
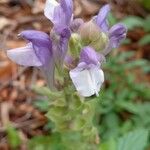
(60, 0), (73, 25)
(102, 23), (127, 55)
(70, 66), (104, 97)
(44, 0), (59, 23)
(20, 30), (53, 67)
(96, 4), (110, 32)
(51, 27), (71, 66)
(80, 46), (100, 65)
(40, 57), (55, 90)
(53, 0), (73, 28)
(109, 23), (127, 48)
(45, 0), (73, 27)
(7, 43), (42, 67)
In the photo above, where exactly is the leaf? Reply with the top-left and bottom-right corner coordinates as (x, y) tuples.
(124, 60), (148, 69)
(117, 129), (148, 150)
(121, 16), (144, 30)
(116, 101), (139, 114)
(140, 0), (150, 10)
(34, 100), (49, 112)
(28, 134), (65, 150)
(108, 13), (117, 26)
(139, 34), (150, 46)
(99, 138), (116, 150)
(143, 17), (150, 32)
(32, 86), (63, 99)
(7, 126), (21, 149)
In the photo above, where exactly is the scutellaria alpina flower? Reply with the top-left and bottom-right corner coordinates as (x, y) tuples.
(7, 30), (55, 90)
(95, 4), (127, 55)
(70, 46), (104, 97)
(44, 0), (73, 67)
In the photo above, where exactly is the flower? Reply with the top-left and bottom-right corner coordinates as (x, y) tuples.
(44, 0), (73, 67)
(69, 47), (104, 97)
(69, 4), (127, 97)
(95, 4), (127, 55)
(7, 30), (55, 90)
(7, 1), (127, 98)
(44, 0), (73, 28)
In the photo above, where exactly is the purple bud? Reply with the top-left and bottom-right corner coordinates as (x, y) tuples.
(102, 23), (127, 55)
(70, 18), (84, 32)
(109, 23), (127, 48)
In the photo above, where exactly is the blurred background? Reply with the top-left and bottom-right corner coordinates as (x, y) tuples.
(0, 0), (150, 149)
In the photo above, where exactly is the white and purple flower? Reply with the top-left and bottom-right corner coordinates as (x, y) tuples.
(7, 0), (127, 97)
(70, 47), (104, 97)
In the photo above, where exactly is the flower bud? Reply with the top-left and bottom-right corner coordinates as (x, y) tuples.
(70, 18), (84, 32)
(69, 33), (82, 57)
(78, 21), (109, 51)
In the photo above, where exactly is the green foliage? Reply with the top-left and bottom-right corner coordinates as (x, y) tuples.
(139, 34), (150, 45)
(142, 17), (150, 32)
(121, 16), (144, 30)
(28, 134), (65, 150)
(28, 132), (97, 150)
(96, 50), (150, 149)
(108, 13), (118, 26)
(32, 81), (99, 149)
(32, 86), (63, 99)
(34, 99), (50, 112)
(6, 125), (21, 149)
(121, 15), (150, 33)
(117, 129), (148, 150)
(99, 129), (148, 150)
(139, 0), (150, 10)
(99, 138), (116, 150)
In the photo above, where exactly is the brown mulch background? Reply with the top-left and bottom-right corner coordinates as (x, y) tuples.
(0, 0), (149, 149)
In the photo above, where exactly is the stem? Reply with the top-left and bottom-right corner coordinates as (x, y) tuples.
(45, 70), (99, 149)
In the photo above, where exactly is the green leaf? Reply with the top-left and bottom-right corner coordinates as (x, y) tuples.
(139, 34), (150, 46)
(121, 16), (144, 30)
(140, 0), (150, 10)
(34, 100), (49, 112)
(117, 129), (148, 150)
(32, 86), (63, 99)
(124, 59), (148, 69)
(143, 17), (150, 32)
(7, 126), (21, 149)
(116, 101), (139, 114)
(99, 138), (116, 150)
(108, 13), (118, 26)
(28, 134), (65, 150)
